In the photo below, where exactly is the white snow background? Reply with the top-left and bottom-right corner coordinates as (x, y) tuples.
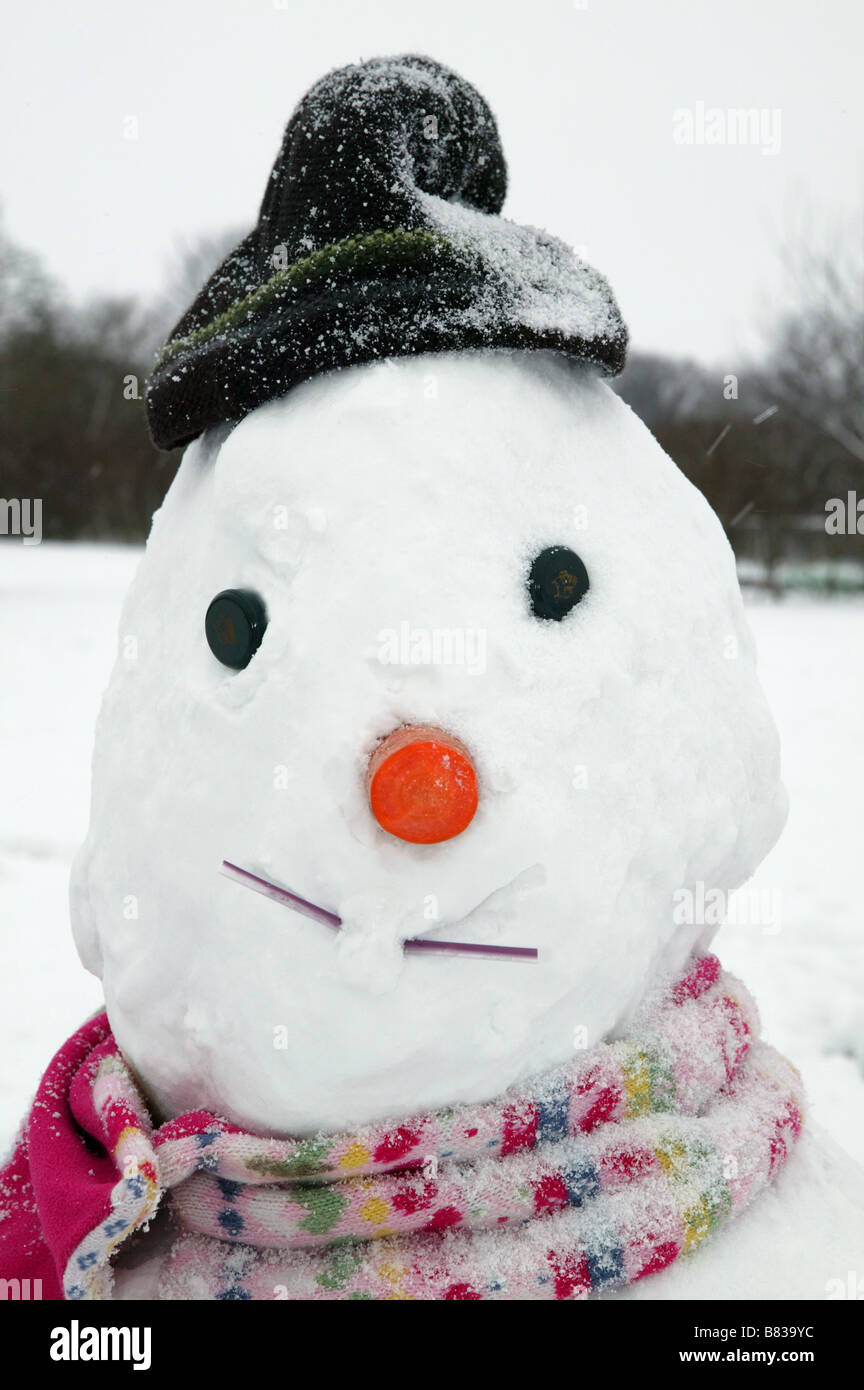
(0, 542), (862, 1163)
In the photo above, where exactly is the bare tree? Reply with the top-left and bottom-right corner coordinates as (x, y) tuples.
(0, 208), (58, 337)
(140, 228), (244, 359)
(763, 207), (864, 467)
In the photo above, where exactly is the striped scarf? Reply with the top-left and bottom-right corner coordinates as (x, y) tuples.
(67, 953), (802, 1300)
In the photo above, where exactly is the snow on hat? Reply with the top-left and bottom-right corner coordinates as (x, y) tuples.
(145, 54), (628, 452)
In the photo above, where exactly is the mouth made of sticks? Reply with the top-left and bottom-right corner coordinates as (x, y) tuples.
(220, 860), (538, 961)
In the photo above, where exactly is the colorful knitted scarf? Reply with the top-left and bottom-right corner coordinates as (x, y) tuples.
(0, 953), (803, 1300)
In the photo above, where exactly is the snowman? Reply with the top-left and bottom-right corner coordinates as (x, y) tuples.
(2, 56), (862, 1301)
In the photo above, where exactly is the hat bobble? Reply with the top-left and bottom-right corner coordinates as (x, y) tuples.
(146, 54), (627, 452)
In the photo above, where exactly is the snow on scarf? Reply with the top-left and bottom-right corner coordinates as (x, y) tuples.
(0, 953), (802, 1300)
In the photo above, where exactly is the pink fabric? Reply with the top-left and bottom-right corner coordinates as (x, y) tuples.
(0, 1013), (114, 1300)
(0, 959), (804, 1301)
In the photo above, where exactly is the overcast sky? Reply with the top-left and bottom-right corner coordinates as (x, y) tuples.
(3, 0), (861, 365)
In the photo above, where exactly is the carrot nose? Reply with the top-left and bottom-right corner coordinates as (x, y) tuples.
(367, 725), (479, 844)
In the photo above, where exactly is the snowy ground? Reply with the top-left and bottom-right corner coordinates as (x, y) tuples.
(0, 543), (862, 1164)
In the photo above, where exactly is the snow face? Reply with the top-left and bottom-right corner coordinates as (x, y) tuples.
(70, 350), (786, 1136)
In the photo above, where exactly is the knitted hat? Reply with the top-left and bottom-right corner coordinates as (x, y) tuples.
(145, 55), (628, 452)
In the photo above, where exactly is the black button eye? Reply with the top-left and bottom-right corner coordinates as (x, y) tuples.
(528, 546), (589, 621)
(205, 589), (267, 669)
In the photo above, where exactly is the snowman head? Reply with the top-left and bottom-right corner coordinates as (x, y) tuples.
(70, 59), (785, 1135)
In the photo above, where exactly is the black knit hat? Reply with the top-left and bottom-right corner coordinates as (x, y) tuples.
(145, 55), (628, 452)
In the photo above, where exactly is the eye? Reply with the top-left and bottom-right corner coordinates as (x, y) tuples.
(205, 589), (268, 669)
(527, 546), (589, 621)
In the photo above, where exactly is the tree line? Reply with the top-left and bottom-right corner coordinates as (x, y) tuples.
(1, 213), (861, 581)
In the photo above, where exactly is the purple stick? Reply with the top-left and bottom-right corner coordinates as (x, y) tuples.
(220, 860), (538, 961)
(220, 861), (341, 929)
(404, 937), (537, 960)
